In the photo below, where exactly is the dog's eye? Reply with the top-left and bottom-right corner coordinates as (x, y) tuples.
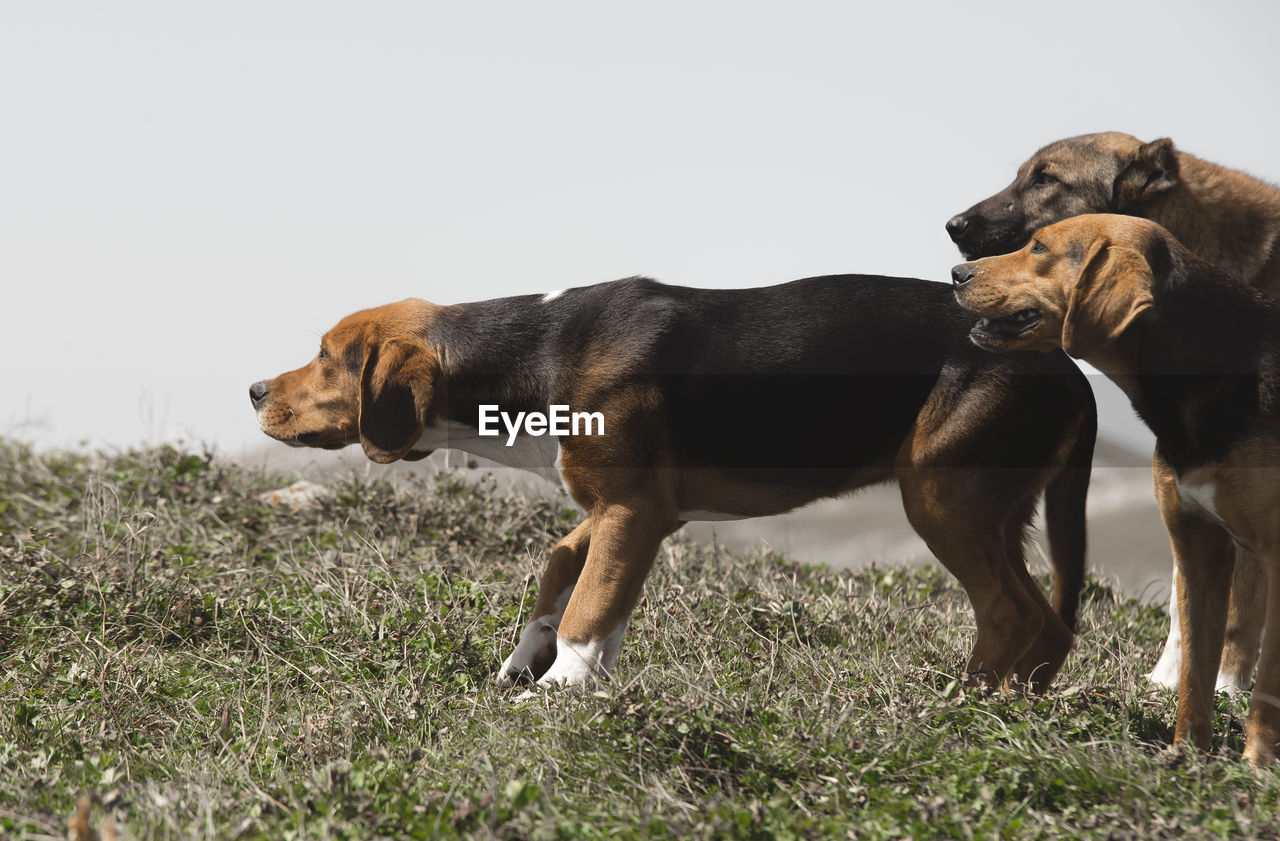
(1032, 170), (1058, 187)
(1031, 240), (1048, 254)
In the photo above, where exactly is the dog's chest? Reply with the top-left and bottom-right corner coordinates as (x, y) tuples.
(1174, 468), (1253, 549)
(1176, 475), (1221, 520)
(416, 422), (567, 489)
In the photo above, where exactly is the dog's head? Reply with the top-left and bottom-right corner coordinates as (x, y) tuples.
(250, 299), (442, 463)
(951, 213), (1171, 359)
(946, 132), (1180, 259)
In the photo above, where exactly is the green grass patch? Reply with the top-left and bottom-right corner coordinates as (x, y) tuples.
(1, 438), (1277, 839)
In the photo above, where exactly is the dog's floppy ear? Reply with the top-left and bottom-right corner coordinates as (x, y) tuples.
(1062, 240), (1154, 358)
(359, 337), (437, 463)
(1113, 137), (1179, 211)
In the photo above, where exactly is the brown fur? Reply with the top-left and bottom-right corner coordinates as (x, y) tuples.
(954, 213), (1280, 763)
(949, 132), (1280, 291)
(253, 301), (443, 459)
(254, 292), (1094, 694)
(951, 132), (1280, 689)
(68, 795), (117, 841)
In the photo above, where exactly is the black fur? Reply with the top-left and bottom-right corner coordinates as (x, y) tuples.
(428, 275), (1090, 488)
(1114, 248), (1280, 471)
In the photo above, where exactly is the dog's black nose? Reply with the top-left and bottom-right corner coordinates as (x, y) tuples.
(945, 214), (970, 242)
(951, 263), (976, 286)
(249, 381), (270, 408)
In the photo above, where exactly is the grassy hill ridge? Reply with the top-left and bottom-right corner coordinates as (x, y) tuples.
(1, 440), (1277, 839)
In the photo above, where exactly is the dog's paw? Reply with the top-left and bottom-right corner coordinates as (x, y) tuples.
(1146, 638), (1182, 690)
(1245, 741), (1280, 770)
(497, 619), (559, 688)
(536, 638), (606, 688)
(1214, 670), (1249, 697)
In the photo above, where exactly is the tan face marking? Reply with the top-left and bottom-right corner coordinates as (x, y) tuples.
(254, 327), (364, 449)
(953, 225), (1082, 353)
(253, 299), (438, 456)
(954, 214), (1160, 358)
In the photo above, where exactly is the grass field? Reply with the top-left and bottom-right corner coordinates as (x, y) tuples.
(2, 439), (1279, 839)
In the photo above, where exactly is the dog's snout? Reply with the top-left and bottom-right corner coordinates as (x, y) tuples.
(249, 380), (270, 408)
(951, 263), (976, 287)
(945, 214), (970, 242)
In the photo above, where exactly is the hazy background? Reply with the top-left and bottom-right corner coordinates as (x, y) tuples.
(5, 1), (1279, 595)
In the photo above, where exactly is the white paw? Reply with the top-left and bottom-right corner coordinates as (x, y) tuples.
(1214, 671), (1248, 697)
(497, 618), (558, 688)
(537, 637), (607, 687)
(1147, 575), (1181, 691)
(1147, 637), (1182, 690)
(1146, 622), (1252, 696)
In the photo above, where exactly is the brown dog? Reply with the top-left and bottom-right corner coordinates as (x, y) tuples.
(947, 132), (1280, 290)
(250, 274), (1096, 693)
(950, 132), (1280, 694)
(953, 213), (1280, 764)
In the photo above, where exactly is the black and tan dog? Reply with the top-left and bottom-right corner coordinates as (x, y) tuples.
(946, 131), (1280, 290)
(250, 275), (1095, 692)
(949, 131), (1280, 693)
(953, 213), (1280, 764)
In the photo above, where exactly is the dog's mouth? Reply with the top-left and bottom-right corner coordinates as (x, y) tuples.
(257, 402), (358, 451)
(970, 308), (1043, 345)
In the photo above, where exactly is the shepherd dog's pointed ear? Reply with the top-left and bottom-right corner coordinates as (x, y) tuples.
(1063, 239), (1154, 358)
(359, 337), (437, 463)
(1113, 137), (1179, 211)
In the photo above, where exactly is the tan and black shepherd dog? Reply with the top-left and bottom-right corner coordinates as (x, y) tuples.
(954, 212), (1280, 764)
(948, 131), (1280, 694)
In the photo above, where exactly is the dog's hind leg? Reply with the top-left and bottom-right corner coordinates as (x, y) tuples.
(899, 467), (1046, 690)
(1244, 555), (1280, 766)
(1154, 546), (1264, 695)
(1147, 568), (1185, 690)
(1041, 409), (1095, 634)
(497, 517), (592, 687)
(1005, 497), (1074, 692)
(1219, 546), (1265, 693)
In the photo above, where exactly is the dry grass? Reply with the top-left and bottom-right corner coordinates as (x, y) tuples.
(1, 439), (1278, 839)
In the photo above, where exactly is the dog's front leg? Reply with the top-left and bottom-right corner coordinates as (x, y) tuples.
(1156, 474), (1235, 754)
(497, 518), (592, 687)
(1244, 553), (1280, 766)
(1149, 454), (1260, 695)
(536, 497), (678, 688)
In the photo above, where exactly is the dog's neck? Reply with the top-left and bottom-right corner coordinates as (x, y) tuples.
(1087, 274), (1278, 470)
(1142, 153), (1280, 292)
(429, 295), (559, 424)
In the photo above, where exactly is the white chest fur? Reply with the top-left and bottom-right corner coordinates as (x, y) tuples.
(1176, 476), (1221, 520)
(1176, 472), (1250, 546)
(416, 422), (566, 489)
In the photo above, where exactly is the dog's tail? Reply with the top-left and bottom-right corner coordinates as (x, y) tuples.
(1042, 397), (1097, 634)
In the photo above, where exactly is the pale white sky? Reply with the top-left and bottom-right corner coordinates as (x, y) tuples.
(4, 1), (1278, 455)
